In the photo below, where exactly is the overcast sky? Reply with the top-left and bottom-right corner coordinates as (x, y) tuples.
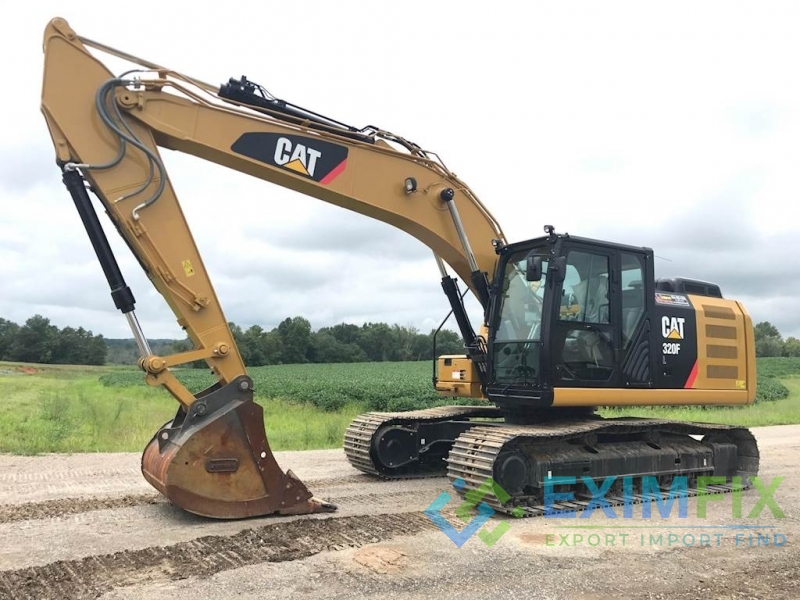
(2, 2), (799, 341)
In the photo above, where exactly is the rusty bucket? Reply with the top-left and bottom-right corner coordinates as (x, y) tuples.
(141, 375), (337, 519)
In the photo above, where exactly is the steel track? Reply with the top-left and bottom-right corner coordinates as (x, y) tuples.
(447, 418), (760, 517)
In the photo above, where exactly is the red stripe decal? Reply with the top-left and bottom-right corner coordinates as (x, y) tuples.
(320, 159), (347, 185)
(684, 361), (698, 388)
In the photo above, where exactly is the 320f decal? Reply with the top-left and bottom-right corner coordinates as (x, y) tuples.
(231, 133), (348, 184)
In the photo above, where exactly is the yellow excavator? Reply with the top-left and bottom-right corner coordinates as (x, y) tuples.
(40, 17), (759, 519)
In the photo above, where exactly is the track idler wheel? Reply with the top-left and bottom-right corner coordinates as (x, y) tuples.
(141, 375), (336, 519)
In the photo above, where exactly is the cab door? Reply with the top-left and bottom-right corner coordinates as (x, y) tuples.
(549, 244), (621, 388)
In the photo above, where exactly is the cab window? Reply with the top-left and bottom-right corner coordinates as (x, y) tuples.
(559, 251), (609, 324)
(621, 252), (645, 348)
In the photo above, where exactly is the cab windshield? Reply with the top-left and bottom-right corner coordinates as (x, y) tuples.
(492, 250), (548, 384)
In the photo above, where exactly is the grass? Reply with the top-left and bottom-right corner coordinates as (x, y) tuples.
(0, 357), (798, 454)
(598, 379), (800, 427)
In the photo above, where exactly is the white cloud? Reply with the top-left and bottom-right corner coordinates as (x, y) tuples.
(2, 1), (800, 343)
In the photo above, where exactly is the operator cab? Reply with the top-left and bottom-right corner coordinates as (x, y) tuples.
(486, 227), (655, 414)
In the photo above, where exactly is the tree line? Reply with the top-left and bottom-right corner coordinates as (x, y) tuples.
(0, 315), (107, 365)
(110, 316), (466, 367)
(2, 314), (465, 367)
(3, 313), (796, 367)
(754, 321), (800, 357)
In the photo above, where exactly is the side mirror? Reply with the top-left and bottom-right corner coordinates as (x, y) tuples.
(526, 256), (543, 281)
(551, 256), (567, 283)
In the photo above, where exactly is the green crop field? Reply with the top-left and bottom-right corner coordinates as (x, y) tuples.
(0, 357), (798, 454)
(96, 361), (464, 413)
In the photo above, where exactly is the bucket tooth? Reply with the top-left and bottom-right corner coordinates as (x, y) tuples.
(141, 376), (336, 519)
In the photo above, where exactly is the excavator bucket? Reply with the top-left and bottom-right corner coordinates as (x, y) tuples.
(141, 375), (336, 519)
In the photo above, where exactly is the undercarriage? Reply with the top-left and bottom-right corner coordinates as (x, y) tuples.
(343, 406), (760, 517)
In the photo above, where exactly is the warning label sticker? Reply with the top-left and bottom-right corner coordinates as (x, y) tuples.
(655, 293), (691, 307)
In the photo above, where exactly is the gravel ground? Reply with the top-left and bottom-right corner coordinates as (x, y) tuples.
(0, 424), (797, 599)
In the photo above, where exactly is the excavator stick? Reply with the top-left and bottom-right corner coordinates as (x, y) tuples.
(141, 376), (337, 519)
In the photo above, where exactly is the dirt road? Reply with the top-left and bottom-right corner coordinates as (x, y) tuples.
(0, 424), (798, 599)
